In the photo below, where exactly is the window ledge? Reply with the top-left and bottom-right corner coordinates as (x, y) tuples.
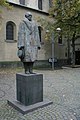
(5, 40), (17, 43)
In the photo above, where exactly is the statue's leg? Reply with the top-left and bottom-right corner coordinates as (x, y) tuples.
(23, 62), (29, 74)
(29, 62), (34, 74)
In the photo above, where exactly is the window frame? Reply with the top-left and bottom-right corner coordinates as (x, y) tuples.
(38, 0), (42, 10)
(6, 21), (16, 42)
(19, 0), (25, 5)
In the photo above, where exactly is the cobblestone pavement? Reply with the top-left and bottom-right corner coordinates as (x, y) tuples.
(0, 68), (80, 120)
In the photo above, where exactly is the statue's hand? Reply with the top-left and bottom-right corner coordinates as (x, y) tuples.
(17, 47), (25, 60)
(38, 47), (40, 50)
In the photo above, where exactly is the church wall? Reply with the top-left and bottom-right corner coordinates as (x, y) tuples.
(0, 5), (50, 62)
(0, 4), (68, 68)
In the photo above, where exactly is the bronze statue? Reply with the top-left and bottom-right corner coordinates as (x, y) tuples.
(17, 12), (41, 74)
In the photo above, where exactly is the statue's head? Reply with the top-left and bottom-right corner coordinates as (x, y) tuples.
(25, 12), (32, 21)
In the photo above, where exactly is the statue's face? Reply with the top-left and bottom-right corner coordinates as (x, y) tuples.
(27, 15), (32, 21)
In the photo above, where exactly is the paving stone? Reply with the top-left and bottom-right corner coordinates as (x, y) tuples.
(0, 68), (80, 119)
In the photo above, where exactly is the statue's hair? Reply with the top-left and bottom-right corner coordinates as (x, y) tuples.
(25, 12), (32, 18)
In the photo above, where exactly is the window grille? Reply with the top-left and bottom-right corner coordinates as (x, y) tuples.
(6, 22), (14, 40)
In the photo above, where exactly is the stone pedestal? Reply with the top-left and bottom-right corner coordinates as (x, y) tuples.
(16, 73), (43, 106)
(8, 73), (53, 114)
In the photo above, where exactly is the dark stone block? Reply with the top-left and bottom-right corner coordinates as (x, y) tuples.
(8, 73), (53, 114)
(16, 73), (43, 106)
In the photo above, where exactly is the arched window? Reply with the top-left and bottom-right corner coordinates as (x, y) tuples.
(38, 26), (42, 42)
(38, 0), (42, 10)
(6, 21), (15, 41)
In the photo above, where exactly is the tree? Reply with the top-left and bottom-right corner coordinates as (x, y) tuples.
(49, 0), (80, 66)
(0, 0), (11, 26)
(0, 0), (10, 7)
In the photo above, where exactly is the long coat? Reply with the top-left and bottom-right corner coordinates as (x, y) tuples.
(17, 18), (41, 62)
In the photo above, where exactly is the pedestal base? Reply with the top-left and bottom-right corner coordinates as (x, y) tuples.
(7, 73), (53, 114)
(8, 99), (53, 114)
(16, 73), (43, 106)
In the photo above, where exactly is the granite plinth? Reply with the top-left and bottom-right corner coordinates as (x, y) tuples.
(7, 99), (53, 114)
(16, 73), (43, 106)
(8, 73), (53, 114)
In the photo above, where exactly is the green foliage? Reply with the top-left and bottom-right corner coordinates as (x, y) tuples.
(37, 17), (55, 42)
(49, 0), (80, 39)
(49, 0), (80, 66)
(0, 0), (11, 9)
(0, 0), (12, 27)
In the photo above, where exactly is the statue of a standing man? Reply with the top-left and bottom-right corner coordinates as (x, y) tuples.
(17, 12), (41, 74)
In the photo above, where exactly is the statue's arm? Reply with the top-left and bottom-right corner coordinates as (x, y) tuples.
(17, 22), (25, 59)
(17, 22), (25, 49)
